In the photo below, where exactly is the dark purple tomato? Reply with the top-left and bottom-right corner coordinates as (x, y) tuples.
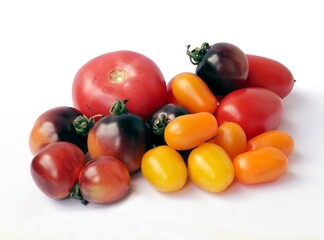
(187, 42), (249, 96)
(29, 106), (88, 155)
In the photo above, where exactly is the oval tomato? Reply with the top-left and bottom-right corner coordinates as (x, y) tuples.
(171, 72), (218, 113)
(30, 142), (86, 200)
(246, 54), (295, 98)
(141, 145), (187, 192)
(78, 156), (130, 204)
(247, 130), (294, 157)
(72, 50), (167, 120)
(164, 112), (218, 151)
(233, 146), (288, 184)
(188, 143), (234, 193)
(215, 87), (283, 139)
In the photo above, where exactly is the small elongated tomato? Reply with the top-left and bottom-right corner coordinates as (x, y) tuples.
(164, 112), (218, 150)
(246, 54), (295, 98)
(30, 142), (86, 199)
(79, 156), (130, 204)
(188, 143), (234, 193)
(171, 72), (218, 113)
(209, 121), (247, 160)
(233, 146), (288, 184)
(247, 130), (294, 157)
(141, 145), (187, 192)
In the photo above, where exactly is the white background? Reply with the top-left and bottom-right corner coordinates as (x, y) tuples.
(1, 0), (324, 239)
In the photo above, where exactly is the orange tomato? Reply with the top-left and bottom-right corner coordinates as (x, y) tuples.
(209, 121), (247, 160)
(246, 130), (294, 156)
(233, 146), (288, 184)
(164, 112), (218, 150)
(171, 72), (218, 113)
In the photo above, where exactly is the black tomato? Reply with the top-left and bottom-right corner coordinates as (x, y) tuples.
(87, 100), (150, 173)
(187, 42), (249, 96)
(147, 103), (190, 146)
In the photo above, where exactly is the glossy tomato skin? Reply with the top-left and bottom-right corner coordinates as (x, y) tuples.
(216, 87), (283, 139)
(147, 103), (190, 146)
(29, 106), (87, 155)
(30, 142), (86, 199)
(141, 145), (187, 192)
(72, 50), (167, 120)
(195, 42), (249, 96)
(79, 156), (130, 204)
(246, 54), (295, 98)
(87, 113), (150, 173)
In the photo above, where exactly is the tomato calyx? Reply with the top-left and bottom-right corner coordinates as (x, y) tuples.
(110, 99), (129, 115)
(73, 113), (104, 136)
(70, 182), (89, 205)
(186, 42), (210, 65)
(152, 113), (168, 136)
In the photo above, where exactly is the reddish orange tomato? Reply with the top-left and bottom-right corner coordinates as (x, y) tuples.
(164, 112), (218, 151)
(233, 147), (288, 184)
(246, 130), (294, 157)
(209, 121), (247, 160)
(171, 72), (218, 113)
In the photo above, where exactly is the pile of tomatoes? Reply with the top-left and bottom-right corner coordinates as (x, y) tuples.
(29, 42), (295, 205)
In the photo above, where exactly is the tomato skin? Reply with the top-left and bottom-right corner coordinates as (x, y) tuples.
(188, 143), (234, 193)
(166, 80), (179, 104)
(30, 142), (86, 199)
(72, 50), (167, 120)
(209, 121), (247, 160)
(141, 145), (187, 192)
(247, 130), (294, 157)
(79, 156), (130, 204)
(87, 112), (150, 173)
(164, 112), (218, 151)
(29, 106), (87, 155)
(246, 54), (295, 98)
(171, 72), (218, 113)
(215, 87), (283, 139)
(233, 146), (288, 184)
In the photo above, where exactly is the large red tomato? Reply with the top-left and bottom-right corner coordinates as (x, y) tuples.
(72, 50), (167, 120)
(215, 88), (283, 139)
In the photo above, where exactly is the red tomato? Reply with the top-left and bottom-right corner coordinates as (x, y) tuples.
(78, 156), (130, 204)
(215, 88), (283, 139)
(72, 50), (167, 120)
(166, 80), (179, 104)
(246, 54), (295, 98)
(30, 142), (86, 200)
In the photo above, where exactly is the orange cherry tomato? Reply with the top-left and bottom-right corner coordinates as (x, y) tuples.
(171, 72), (218, 113)
(246, 130), (294, 156)
(164, 112), (218, 151)
(209, 121), (247, 160)
(233, 146), (288, 184)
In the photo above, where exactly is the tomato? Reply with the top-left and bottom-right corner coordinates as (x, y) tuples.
(30, 142), (86, 200)
(72, 50), (167, 120)
(164, 112), (218, 151)
(166, 80), (179, 104)
(209, 121), (247, 160)
(246, 54), (295, 98)
(29, 106), (87, 155)
(141, 146), (187, 192)
(188, 143), (234, 193)
(187, 42), (248, 95)
(171, 72), (218, 113)
(216, 87), (283, 139)
(247, 130), (294, 157)
(233, 146), (288, 184)
(87, 100), (150, 173)
(147, 103), (190, 146)
(78, 156), (130, 204)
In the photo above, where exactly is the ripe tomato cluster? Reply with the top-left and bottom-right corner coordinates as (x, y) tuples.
(29, 42), (295, 205)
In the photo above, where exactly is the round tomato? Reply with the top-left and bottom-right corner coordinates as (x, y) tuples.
(215, 87), (283, 139)
(141, 145), (187, 192)
(246, 54), (295, 98)
(78, 156), (130, 204)
(188, 143), (234, 193)
(72, 50), (167, 120)
(30, 142), (86, 200)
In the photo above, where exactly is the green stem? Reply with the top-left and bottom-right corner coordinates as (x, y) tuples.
(73, 114), (103, 136)
(152, 113), (168, 136)
(70, 182), (89, 205)
(186, 42), (210, 65)
(110, 99), (129, 115)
